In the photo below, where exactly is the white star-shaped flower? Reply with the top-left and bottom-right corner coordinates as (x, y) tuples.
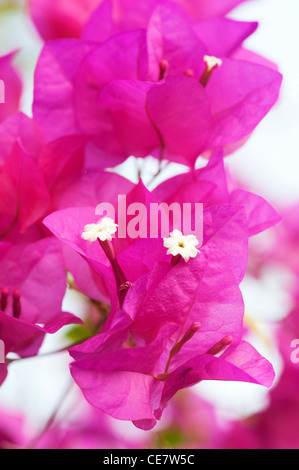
(163, 229), (200, 262)
(81, 217), (118, 243)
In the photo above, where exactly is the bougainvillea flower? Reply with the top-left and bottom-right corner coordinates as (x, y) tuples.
(69, 252), (274, 429)
(33, 5), (281, 167)
(101, 5), (280, 164)
(0, 53), (22, 123)
(44, 173), (275, 429)
(41, 52), (281, 166)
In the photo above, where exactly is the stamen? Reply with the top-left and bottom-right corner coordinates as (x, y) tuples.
(170, 322), (201, 357)
(0, 287), (9, 312)
(12, 289), (21, 319)
(206, 335), (233, 356)
(159, 59), (169, 80)
(200, 55), (222, 87)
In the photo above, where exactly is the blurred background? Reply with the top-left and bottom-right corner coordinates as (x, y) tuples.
(0, 0), (298, 448)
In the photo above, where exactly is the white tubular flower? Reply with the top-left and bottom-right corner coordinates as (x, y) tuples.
(163, 229), (200, 262)
(203, 55), (222, 71)
(81, 217), (118, 243)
